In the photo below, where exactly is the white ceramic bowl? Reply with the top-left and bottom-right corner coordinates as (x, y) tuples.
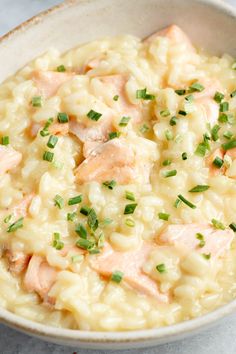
(1, 0), (236, 349)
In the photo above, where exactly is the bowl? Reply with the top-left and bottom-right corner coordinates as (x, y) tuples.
(0, 0), (236, 349)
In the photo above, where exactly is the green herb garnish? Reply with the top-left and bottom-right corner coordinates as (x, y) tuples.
(111, 270), (124, 283)
(189, 185), (210, 193)
(177, 194), (196, 209)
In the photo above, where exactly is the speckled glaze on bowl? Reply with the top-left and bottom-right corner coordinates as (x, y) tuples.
(0, 0), (236, 349)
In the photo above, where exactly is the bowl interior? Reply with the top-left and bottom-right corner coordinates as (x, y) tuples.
(0, 0), (236, 82)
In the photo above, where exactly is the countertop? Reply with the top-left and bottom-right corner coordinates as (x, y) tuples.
(0, 0), (236, 353)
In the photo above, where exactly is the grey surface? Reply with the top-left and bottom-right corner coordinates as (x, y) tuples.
(0, 0), (236, 353)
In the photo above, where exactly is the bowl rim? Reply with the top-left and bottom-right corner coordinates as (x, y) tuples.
(1, 0), (236, 345)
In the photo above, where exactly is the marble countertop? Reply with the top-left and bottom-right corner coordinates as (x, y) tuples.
(0, 0), (236, 353)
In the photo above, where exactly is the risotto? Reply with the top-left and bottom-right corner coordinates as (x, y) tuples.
(0, 24), (236, 331)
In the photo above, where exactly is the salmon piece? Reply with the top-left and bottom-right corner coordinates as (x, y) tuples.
(5, 250), (30, 275)
(32, 70), (75, 98)
(144, 25), (195, 52)
(0, 145), (22, 175)
(69, 115), (113, 157)
(75, 138), (136, 184)
(91, 242), (168, 302)
(159, 224), (234, 259)
(49, 122), (69, 136)
(97, 75), (142, 123)
(10, 193), (34, 220)
(206, 148), (225, 177)
(29, 121), (69, 138)
(24, 255), (57, 304)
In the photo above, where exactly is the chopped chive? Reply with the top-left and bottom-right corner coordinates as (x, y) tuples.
(67, 212), (77, 221)
(57, 65), (66, 72)
(214, 91), (224, 104)
(52, 232), (64, 250)
(87, 208), (98, 231)
(100, 218), (113, 227)
(232, 61), (236, 70)
(57, 112), (69, 123)
(218, 113), (230, 123)
(196, 233), (205, 248)
(213, 156), (224, 168)
(40, 117), (53, 137)
(111, 270), (124, 283)
(68, 195), (82, 205)
(125, 218), (135, 227)
(54, 194), (64, 209)
(7, 217), (24, 233)
(177, 194), (196, 209)
(189, 82), (204, 93)
(139, 124), (149, 134)
(169, 116), (178, 126)
(113, 95), (119, 101)
(156, 263), (166, 273)
(222, 139), (236, 150)
(202, 253), (211, 260)
(76, 238), (95, 251)
(75, 223), (87, 239)
(124, 203), (137, 215)
(43, 151), (54, 162)
(119, 116), (130, 127)
(223, 131), (233, 140)
(229, 223), (236, 232)
(71, 255), (83, 263)
(163, 169), (177, 178)
(97, 233), (105, 248)
(158, 212), (170, 221)
(87, 109), (102, 121)
(189, 185), (210, 193)
(125, 191), (135, 201)
(220, 101), (229, 112)
(89, 248), (100, 255)
(175, 89), (186, 96)
(174, 198), (182, 208)
(108, 131), (121, 140)
(1, 136), (9, 145)
(185, 94), (194, 103)
(47, 135), (58, 149)
(160, 109), (170, 117)
(40, 130), (50, 137)
(165, 129), (173, 141)
(162, 159), (172, 166)
(230, 90), (236, 98)
(181, 152), (188, 160)
(102, 180), (116, 190)
(136, 88), (155, 100)
(178, 110), (187, 116)
(195, 135), (210, 157)
(211, 124), (220, 142)
(80, 205), (91, 216)
(31, 96), (42, 107)
(211, 218), (225, 230)
(4, 214), (12, 223)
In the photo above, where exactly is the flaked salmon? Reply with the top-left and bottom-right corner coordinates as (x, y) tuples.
(32, 70), (75, 98)
(75, 138), (136, 184)
(159, 224), (234, 259)
(24, 255), (58, 304)
(0, 146), (22, 175)
(91, 242), (168, 302)
(144, 25), (195, 53)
